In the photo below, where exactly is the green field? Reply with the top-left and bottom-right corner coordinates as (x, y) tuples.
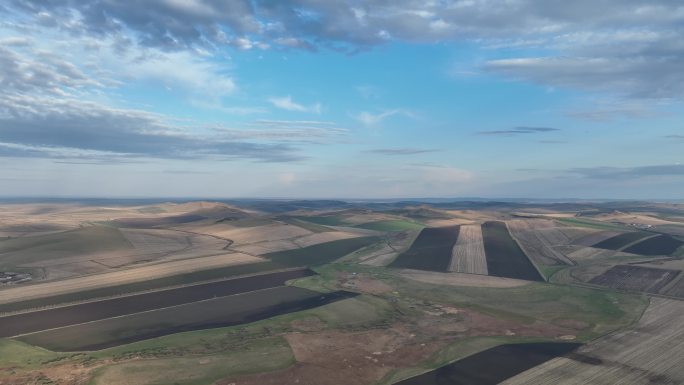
(263, 236), (381, 267)
(385, 272), (646, 340)
(556, 217), (629, 231)
(88, 337), (294, 385)
(0, 261), (285, 314)
(292, 215), (350, 226)
(278, 217), (335, 233)
(0, 226), (132, 268)
(354, 220), (424, 232)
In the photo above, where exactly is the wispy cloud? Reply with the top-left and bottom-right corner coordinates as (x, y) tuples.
(478, 127), (560, 135)
(366, 147), (440, 156)
(567, 165), (684, 180)
(268, 96), (321, 113)
(566, 99), (655, 122)
(0, 95), (304, 163)
(354, 109), (413, 126)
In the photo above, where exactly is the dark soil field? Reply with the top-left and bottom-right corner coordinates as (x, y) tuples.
(111, 214), (207, 228)
(389, 226), (460, 272)
(589, 265), (680, 293)
(18, 287), (357, 351)
(393, 342), (581, 385)
(0, 261), (285, 314)
(263, 236), (380, 267)
(622, 234), (684, 256)
(0, 268), (313, 338)
(481, 222), (543, 281)
(592, 231), (654, 251)
(665, 277), (684, 298)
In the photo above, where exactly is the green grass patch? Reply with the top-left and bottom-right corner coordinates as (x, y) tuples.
(354, 220), (424, 232)
(279, 217), (335, 233)
(384, 272), (646, 339)
(539, 265), (568, 281)
(88, 337), (293, 385)
(557, 217), (628, 231)
(292, 215), (349, 226)
(377, 336), (555, 385)
(0, 339), (66, 369)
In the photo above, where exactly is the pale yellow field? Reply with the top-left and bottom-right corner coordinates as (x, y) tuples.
(359, 230), (421, 267)
(400, 269), (529, 288)
(507, 220), (574, 265)
(292, 231), (360, 247)
(449, 224), (487, 274)
(503, 297), (684, 385)
(0, 252), (262, 305)
(593, 212), (683, 226)
(183, 223), (312, 244)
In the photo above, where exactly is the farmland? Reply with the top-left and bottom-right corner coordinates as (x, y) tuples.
(450, 224), (487, 275)
(0, 268), (315, 338)
(390, 226), (460, 272)
(394, 342), (580, 385)
(18, 287), (356, 351)
(0, 253), (265, 306)
(354, 220), (424, 232)
(623, 234), (684, 255)
(506, 219), (573, 266)
(588, 265), (680, 294)
(481, 221), (543, 282)
(502, 298), (684, 384)
(263, 236), (380, 266)
(592, 231), (654, 250)
(1, 199), (684, 385)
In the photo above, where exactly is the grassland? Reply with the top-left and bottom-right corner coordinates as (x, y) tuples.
(0, 225), (132, 268)
(353, 220), (424, 232)
(293, 215), (349, 226)
(556, 217), (628, 231)
(502, 297), (684, 384)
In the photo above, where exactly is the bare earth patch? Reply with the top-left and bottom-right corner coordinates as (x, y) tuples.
(449, 224), (487, 274)
(400, 269), (529, 288)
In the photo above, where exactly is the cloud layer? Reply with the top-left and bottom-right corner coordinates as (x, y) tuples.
(5, 1), (679, 100)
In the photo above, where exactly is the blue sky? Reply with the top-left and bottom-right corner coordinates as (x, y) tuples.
(0, 1), (683, 199)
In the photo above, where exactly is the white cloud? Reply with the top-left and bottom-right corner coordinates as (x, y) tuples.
(268, 96), (321, 113)
(354, 109), (413, 126)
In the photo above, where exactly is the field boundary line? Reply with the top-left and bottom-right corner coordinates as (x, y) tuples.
(616, 234), (660, 251)
(504, 222), (546, 282)
(8, 285), (297, 340)
(0, 266), (307, 317)
(566, 281), (684, 302)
